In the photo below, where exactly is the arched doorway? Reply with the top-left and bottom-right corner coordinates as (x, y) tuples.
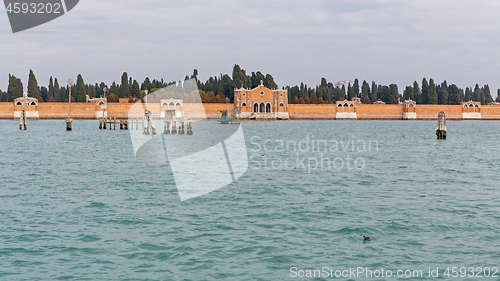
(254, 103), (259, 113)
(266, 103), (271, 113)
(259, 102), (265, 113)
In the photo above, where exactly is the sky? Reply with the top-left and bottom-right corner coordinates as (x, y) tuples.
(0, 0), (499, 97)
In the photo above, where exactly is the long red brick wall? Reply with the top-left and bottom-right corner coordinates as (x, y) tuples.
(357, 105), (403, 120)
(415, 105), (463, 120)
(288, 104), (336, 119)
(3, 102), (500, 120)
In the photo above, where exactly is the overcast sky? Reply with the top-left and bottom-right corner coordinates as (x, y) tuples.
(0, 0), (499, 96)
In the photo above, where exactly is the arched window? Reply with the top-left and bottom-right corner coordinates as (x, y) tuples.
(266, 103), (271, 113)
(31, 101), (37, 105)
(337, 104), (342, 107)
(169, 102), (175, 106)
(260, 102), (265, 113)
(253, 103), (259, 113)
(475, 104), (479, 108)
(241, 102), (247, 107)
(16, 101), (22, 105)
(279, 102), (284, 107)
(162, 102), (168, 106)
(349, 104), (354, 107)
(98, 101), (105, 106)
(260, 91), (265, 96)
(176, 102), (181, 106)
(409, 104), (414, 108)
(343, 103), (348, 107)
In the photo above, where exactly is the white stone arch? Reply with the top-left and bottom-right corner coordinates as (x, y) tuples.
(253, 103), (259, 113)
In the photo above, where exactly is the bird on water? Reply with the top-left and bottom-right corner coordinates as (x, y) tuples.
(363, 236), (371, 241)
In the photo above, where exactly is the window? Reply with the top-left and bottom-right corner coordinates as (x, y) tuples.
(409, 104), (414, 108)
(260, 91), (264, 96)
(169, 102), (175, 106)
(176, 102), (181, 106)
(16, 101), (22, 105)
(279, 103), (284, 107)
(280, 93), (283, 97)
(31, 101), (37, 105)
(242, 103), (247, 107)
(243, 93), (246, 97)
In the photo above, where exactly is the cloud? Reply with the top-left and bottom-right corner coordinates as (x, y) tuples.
(0, 0), (499, 95)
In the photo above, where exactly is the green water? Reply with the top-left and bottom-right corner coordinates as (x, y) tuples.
(1, 120), (499, 280)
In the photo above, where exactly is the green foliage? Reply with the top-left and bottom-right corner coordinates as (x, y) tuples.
(370, 81), (377, 104)
(27, 69), (39, 99)
(131, 80), (141, 98)
(361, 80), (370, 103)
(428, 79), (438, 104)
(7, 74), (23, 101)
(448, 84), (462, 105)
(120, 72), (129, 98)
(75, 74), (86, 102)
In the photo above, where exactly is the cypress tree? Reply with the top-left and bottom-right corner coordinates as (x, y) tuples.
(403, 86), (414, 101)
(448, 84), (461, 105)
(353, 79), (360, 98)
(428, 79), (438, 104)
(464, 87), (472, 102)
(347, 83), (355, 100)
(7, 74), (23, 101)
(370, 81), (377, 104)
(27, 69), (40, 99)
(120, 72), (129, 98)
(413, 81), (421, 104)
(75, 74), (86, 102)
(421, 78), (429, 104)
(361, 80), (370, 103)
(388, 84), (399, 104)
(48, 76), (54, 101)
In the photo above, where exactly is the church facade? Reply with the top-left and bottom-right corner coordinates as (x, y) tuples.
(233, 81), (289, 119)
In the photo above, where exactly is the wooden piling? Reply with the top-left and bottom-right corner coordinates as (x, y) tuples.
(436, 111), (447, 139)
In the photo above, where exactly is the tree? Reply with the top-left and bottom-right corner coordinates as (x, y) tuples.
(464, 87), (472, 102)
(120, 72), (129, 98)
(107, 93), (119, 103)
(413, 81), (421, 104)
(310, 90), (318, 104)
(74, 74), (86, 102)
(388, 84), (399, 104)
(403, 86), (414, 101)
(353, 79), (360, 98)
(54, 78), (60, 101)
(370, 81), (377, 104)
(40, 86), (48, 102)
(483, 85), (493, 104)
(27, 69), (40, 99)
(428, 79), (438, 104)
(292, 96), (299, 104)
(48, 76), (54, 101)
(448, 84), (462, 105)
(347, 84), (355, 100)
(7, 74), (23, 101)
(496, 89), (500, 103)
(421, 78), (429, 104)
(131, 80), (141, 98)
(361, 80), (370, 103)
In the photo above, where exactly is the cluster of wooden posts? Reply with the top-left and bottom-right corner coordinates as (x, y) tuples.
(98, 116), (193, 136)
(99, 117), (129, 130)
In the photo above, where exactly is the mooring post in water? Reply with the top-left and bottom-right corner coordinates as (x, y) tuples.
(19, 109), (27, 130)
(171, 121), (177, 134)
(66, 78), (74, 131)
(187, 121), (193, 135)
(178, 122), (185, 135)
(164, 121), (170, 134)
(436, 111), (447, 139)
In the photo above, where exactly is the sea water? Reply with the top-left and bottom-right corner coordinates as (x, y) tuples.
(1, 120), (499, 280)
